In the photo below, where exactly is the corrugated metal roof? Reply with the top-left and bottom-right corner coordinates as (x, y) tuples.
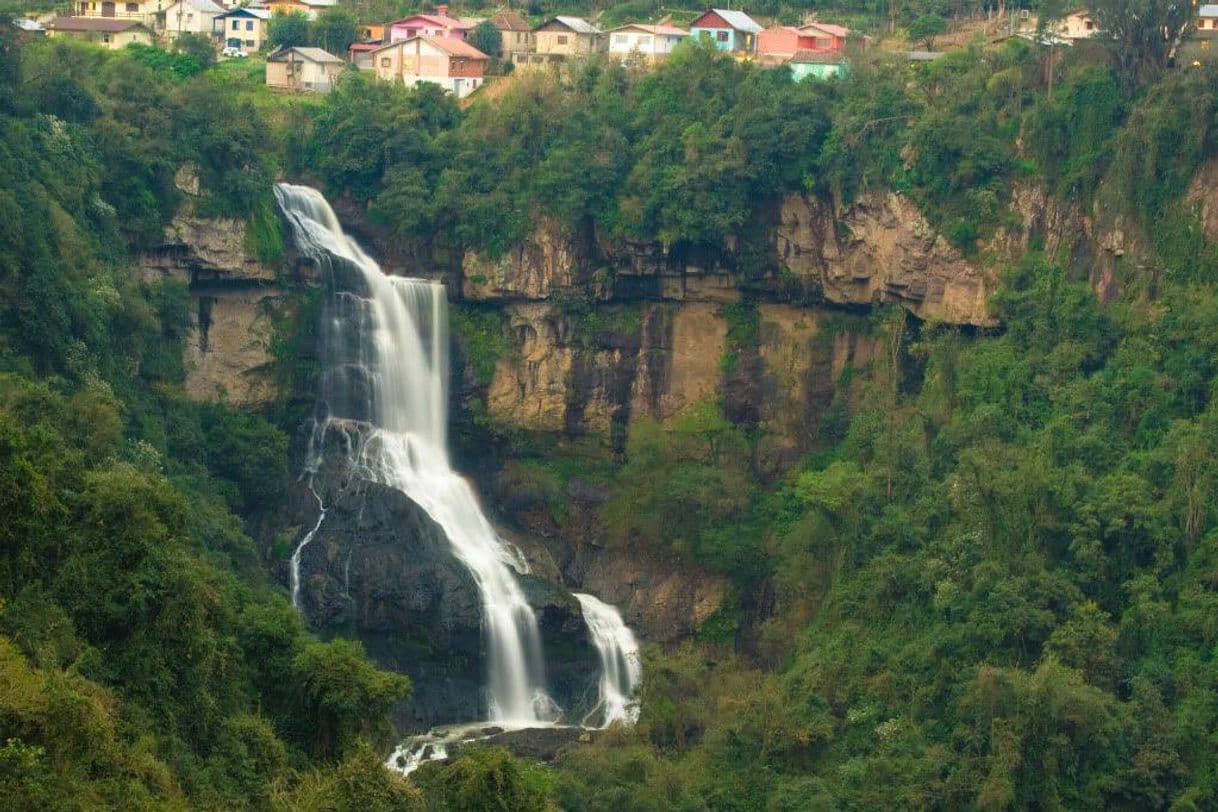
(553, 15), (602, 34)
(270, 46), (345, 63)
(1200, 3), (1218, 15)
(697, 9), (762, 34)
(390, 13), (475, 30)
(371, 35), (490, 59)
(178, 0), (226, 13)
(611, 23), (688, 37)
(790, 49), (844, 63)
(801, 22), (850, 37)
(218, 7), (272, 19)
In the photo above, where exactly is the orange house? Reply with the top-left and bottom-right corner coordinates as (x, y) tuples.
(758, 22), (850, 57)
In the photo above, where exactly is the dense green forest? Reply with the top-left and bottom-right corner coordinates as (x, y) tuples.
(4, 13), (1218, 810)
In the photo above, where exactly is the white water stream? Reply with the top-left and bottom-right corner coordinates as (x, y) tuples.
(574, 593), (642, 727)
(275, 183), (555, 725)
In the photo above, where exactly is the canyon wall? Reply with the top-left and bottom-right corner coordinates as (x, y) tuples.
(153, 180), (1109, 659)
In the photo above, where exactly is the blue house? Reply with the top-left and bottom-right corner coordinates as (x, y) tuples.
(689, 8), (762, 54)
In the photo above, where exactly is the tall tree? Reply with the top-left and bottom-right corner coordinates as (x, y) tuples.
(469, 20), (503, 59)
(1091, 0), (1189, 84)
(311, 7), (359, 55)
(269, 11), (310, 51)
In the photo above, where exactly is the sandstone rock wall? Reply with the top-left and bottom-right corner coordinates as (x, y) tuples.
(140, 168), (283, 408)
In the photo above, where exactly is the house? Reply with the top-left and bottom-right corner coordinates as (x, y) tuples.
(216, 7), (272, 54)
(690, 8), (762, 54)
(788, 49), (846, 80)
(369, 35), (489, 98)
(1058, 9), (1099, 40)
(1197, 5), (1218, 38)
(158, 0), (225, 43)
(491, 10), (534, 60)
(534, 16), (604, 57)
(348, 41), (380, 68)
(607, 23), (688, 62)
(801, 22), (850, 51)
(358, 23), (384, 43)
(266, 46), (346, 91)
(72, 0), (160, 27)
(759, 21), (850, 60)
(46, 16), (153, 48)
(264, 0), (316, 20)
(387, 13), (475, 44)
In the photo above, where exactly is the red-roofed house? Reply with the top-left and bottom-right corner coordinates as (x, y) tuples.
(348, 41), (380, 69)
(758, 21), (850, 57)
(387, 13), (475, 44)
(491, 10), (534, 60)
(369, 35), (489, 98)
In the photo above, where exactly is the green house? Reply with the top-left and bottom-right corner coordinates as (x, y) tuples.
(789, 50), (847, 80)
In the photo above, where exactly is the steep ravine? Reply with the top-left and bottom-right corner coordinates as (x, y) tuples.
(147, 178), (1122, 726)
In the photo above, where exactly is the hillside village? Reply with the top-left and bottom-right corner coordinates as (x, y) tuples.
(15, 0), (1196, 99)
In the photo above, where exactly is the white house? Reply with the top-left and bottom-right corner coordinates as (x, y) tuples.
(368, 35), (490, 99)
(159, 0), (225, 42)
(608, 23), (688, 62)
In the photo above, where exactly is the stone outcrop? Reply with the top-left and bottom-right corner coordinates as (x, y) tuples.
(139, 167), (283, 407)
(291, 420), (600, 731)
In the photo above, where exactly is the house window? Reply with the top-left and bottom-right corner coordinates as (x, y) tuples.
(245, 39), (254, 46)
(232, 19), (238, 30)
(716, 30), (728, 42)
(814, 37), (831, 49)
(125, 2), (137, 10)
(185, 12), (192, 20)
(102, 33), (111, 42)
(614, 34), (626, 44)
(245, 20), (253, 31)
(638, 35), (651, 45)
(380, 57), (391, 67)
(557, 34), (567, 44)
(1085, 20), (1094, 30)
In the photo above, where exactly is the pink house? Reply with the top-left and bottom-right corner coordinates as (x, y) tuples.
(758, 21), (850, 57)
(386, 13), (474, 43)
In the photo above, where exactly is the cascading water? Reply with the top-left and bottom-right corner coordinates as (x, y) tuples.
(275, 183), (557, 725)
(574, 593), (642, 727)
(290, 485), (325, 611)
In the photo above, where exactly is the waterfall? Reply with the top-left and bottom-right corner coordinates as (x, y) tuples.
(574, 593), (642, 727)
(290, 485), (325, 611)
(275, 183), (556, 726)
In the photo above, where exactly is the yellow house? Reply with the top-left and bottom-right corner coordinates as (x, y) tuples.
(46, 16), (154, 48)
(73, 0), (162, 28)
(264, 0), (316, 20)
(534, 16), (605, 57)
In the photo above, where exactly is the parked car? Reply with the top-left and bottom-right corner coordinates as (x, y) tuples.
(221, 46), (247, 58)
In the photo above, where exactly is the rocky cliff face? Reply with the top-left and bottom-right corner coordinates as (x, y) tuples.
(140, 169), (284, 407)
(290, 419), (600, 731)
